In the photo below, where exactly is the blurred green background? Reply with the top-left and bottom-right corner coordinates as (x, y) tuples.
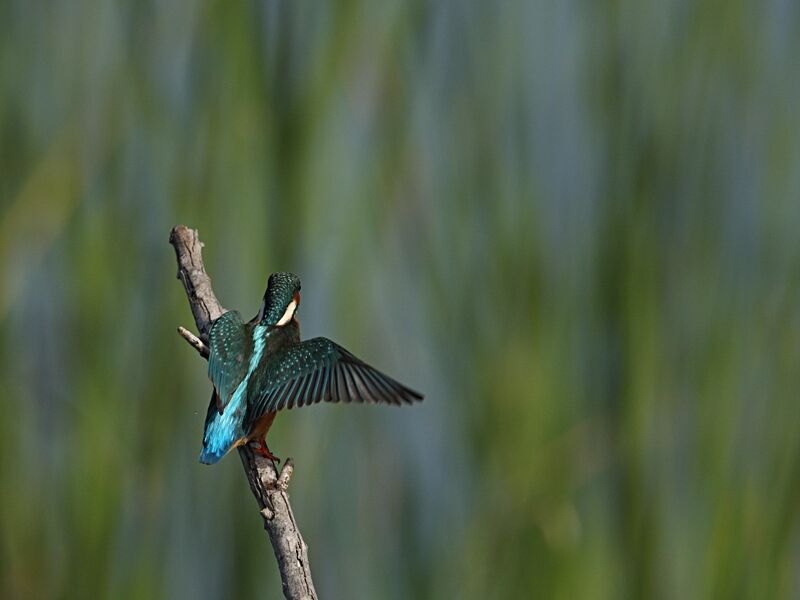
(1, 1), (800, 598)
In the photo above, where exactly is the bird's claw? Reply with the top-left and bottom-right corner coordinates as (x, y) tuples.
(252, 439), (280, 462)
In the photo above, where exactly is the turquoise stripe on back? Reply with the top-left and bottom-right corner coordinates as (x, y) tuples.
(199, 326), (269, 464)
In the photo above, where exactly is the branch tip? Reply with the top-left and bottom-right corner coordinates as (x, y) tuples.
(278, 459), (295, 491)
(177, 325), (209, 358)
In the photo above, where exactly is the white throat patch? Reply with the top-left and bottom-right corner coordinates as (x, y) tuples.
(276, 300), (297, 327)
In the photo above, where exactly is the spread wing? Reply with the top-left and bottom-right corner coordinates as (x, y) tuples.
(207, 311), (251, 414)
(244, 337), (423, 431)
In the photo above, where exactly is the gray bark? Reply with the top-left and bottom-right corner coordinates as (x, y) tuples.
(169, 225), (318, 600)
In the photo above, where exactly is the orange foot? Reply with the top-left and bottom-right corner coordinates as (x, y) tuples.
(252, 439), (280, 462)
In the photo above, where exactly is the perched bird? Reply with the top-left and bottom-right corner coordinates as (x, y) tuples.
(199, 272), (423, 464)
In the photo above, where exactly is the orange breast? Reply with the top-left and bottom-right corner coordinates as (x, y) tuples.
(247, 411), (277, 442)
(231, 411), (277, 449)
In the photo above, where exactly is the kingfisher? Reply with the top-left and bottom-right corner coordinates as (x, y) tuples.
(199, 272), (424, 464)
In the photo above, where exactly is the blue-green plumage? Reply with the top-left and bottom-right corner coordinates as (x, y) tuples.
(200, 272), (423, 464)
(200, 314), (269, 464)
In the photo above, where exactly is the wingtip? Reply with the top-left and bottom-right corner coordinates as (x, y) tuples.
(407, 391), (424, 404)
(402, 384), (424, 404)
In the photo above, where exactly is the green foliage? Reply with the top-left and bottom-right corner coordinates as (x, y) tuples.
(1, 1), (799, 598)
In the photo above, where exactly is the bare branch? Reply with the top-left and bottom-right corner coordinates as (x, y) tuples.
(169, 225), (318, 600)
(168, 225), (226, 340)
(177, 326), (209, 358)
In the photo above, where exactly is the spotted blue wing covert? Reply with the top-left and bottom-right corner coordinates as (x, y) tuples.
(207, 311), (251, 414)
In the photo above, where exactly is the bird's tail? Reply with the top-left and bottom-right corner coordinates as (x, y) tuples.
(199, 390), (237, 464)
(198, 446), (226, 465)
(199, 427), (236, 464)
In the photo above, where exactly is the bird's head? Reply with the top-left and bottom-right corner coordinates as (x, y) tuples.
(257, 272), (301, 327)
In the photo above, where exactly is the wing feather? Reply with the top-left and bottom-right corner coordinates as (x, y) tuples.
(302, 370), (319, 407)
(352, 366), (378, 404)
(320, 366), (331, 403)
(364, 366), (402, 405)
(342, 366), (357, 404)
(362, 365), (394, 405)
(332, 364), (344, 403)
(243, 337), (423, 431)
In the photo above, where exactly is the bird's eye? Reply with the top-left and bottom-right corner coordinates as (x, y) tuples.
(276, 300), (297, 327)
